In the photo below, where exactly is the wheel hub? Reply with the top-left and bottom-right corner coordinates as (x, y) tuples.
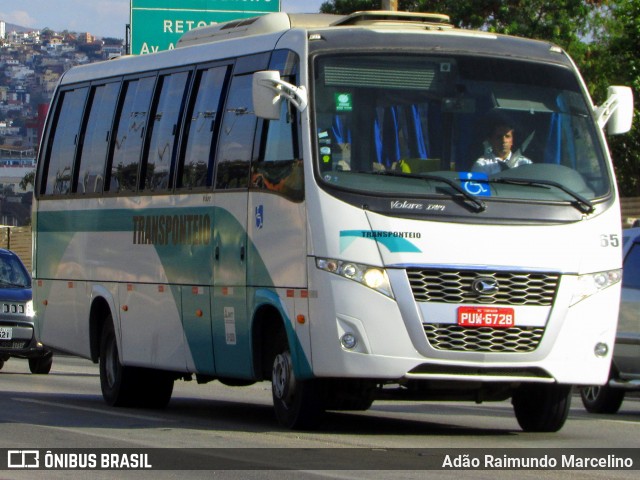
(583, 386), (601, 402)
(272, 352), (295, 404)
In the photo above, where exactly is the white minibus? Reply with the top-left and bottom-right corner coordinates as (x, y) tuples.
(33, 11), (633, 431)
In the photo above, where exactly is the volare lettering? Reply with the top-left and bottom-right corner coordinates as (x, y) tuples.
(391, 200), (423, 210)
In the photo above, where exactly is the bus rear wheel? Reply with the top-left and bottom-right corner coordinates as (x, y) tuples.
(99, 317), (174, 408)
(271, 349), (324, 430)
(512, 383), (571, 432)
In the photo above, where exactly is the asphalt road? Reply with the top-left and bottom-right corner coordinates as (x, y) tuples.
(0, 355), (638, 480)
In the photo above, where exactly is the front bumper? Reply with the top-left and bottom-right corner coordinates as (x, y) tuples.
(0, 320), (47, 359)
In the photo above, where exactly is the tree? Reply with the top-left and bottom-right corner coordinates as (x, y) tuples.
(20, 171), (35, 191)
(321, 1), (599, 54)
(584, 0), (640, 195)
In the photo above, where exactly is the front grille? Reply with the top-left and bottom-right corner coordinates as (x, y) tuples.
(407, 269), (559, 306)
(424, 324), (544, 353)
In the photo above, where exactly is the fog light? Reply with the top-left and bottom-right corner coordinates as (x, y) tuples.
(341, 333), (357, 349)
(594, 342), (609, 357)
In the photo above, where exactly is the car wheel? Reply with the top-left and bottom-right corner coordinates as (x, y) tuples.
(512, 383), (572, 432)
(580, 384), (625, 414)
(0, 353), (9, 369)
(28, 350), (53, 374)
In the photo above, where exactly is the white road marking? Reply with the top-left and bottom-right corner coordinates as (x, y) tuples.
(14, 397), (172, 422)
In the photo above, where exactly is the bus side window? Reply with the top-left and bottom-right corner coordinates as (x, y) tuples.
(107, 76), (155, 194)
(43, 87), (88, 195)
(76, 82), (120, 194)
(252, 99), (304, 202)
(214, 74), (256, 190)
(178, 65), (229, 190)
(143, 71), (190, 192)
(263, 101), (295, 162)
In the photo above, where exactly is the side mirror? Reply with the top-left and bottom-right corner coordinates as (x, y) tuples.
(595, 86), (634, 135)
(252, 70), (308, 120)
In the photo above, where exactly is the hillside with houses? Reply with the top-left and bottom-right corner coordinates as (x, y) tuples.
(0, 20), (124, 226)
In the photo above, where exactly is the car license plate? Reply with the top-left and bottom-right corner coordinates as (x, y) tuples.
(0, 327), (12, 340)
(457, 306), (515, 328)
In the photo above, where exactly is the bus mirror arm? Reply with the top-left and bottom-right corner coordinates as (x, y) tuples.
(595, 86), (633, 135)
(253, 71), (308, 120)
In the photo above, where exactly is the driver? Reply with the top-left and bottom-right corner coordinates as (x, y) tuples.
(472, 118), (531, 175)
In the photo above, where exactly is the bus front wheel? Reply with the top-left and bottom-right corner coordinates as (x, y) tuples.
(512, 383), (572, 432)
(271, 349), (324, 430)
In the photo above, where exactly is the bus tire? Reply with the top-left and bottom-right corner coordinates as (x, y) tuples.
(100, 318), (138, 407)
(579, 384), (625, 414)
(512, 383), (571, 432)
(324, 379), (375, 411)
(99, 318), (174, 408)
(136, 369), (174, 409)
(29, 350), (53, 374)
(271, 348), (324, 430)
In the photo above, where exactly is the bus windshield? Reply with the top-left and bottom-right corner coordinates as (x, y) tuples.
(314, 54), (610, 204)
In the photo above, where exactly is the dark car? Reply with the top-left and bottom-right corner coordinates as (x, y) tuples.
(580, 227), (640, 413)
(0, 248), (53, 374)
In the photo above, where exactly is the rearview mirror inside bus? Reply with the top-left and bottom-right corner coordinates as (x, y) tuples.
(595, 85), (634, 135)
(252, 70), (308, 120)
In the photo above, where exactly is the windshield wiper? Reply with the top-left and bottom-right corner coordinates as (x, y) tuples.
(489, 177), (594, 214)
(370, 170), (486, 212)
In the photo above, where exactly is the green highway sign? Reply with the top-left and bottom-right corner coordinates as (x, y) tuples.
(130, 0), (281, 55)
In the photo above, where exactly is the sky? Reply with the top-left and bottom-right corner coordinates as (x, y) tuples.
(0, 0), (327, 38)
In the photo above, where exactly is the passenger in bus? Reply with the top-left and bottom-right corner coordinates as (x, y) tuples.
(472, 117), (532, 175)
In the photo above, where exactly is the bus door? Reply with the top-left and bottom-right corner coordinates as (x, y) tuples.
(248, 78), (309, 369)
(211, 70), (258, 379)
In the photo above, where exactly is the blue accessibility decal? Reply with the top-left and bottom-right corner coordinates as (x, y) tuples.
(459, 172), (491, 196)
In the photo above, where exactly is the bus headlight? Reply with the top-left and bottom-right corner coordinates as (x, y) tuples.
(570, 269), (622, 306)
(316, 258), (394, 298)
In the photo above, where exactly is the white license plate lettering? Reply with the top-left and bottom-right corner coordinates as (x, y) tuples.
(0, 327), (12, 340)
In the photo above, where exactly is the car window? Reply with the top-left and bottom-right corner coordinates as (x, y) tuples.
(622, 242), (640, 289)
(0, 255), (30, 287)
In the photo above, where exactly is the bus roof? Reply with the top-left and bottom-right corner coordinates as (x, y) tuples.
(176, 11), (453, 48)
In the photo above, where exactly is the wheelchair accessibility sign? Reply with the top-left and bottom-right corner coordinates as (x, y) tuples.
(459, 172), (491, 197)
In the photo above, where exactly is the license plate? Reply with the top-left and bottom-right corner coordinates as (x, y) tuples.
(0, 327), (12, 340)
(457, 307), (515, 328)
